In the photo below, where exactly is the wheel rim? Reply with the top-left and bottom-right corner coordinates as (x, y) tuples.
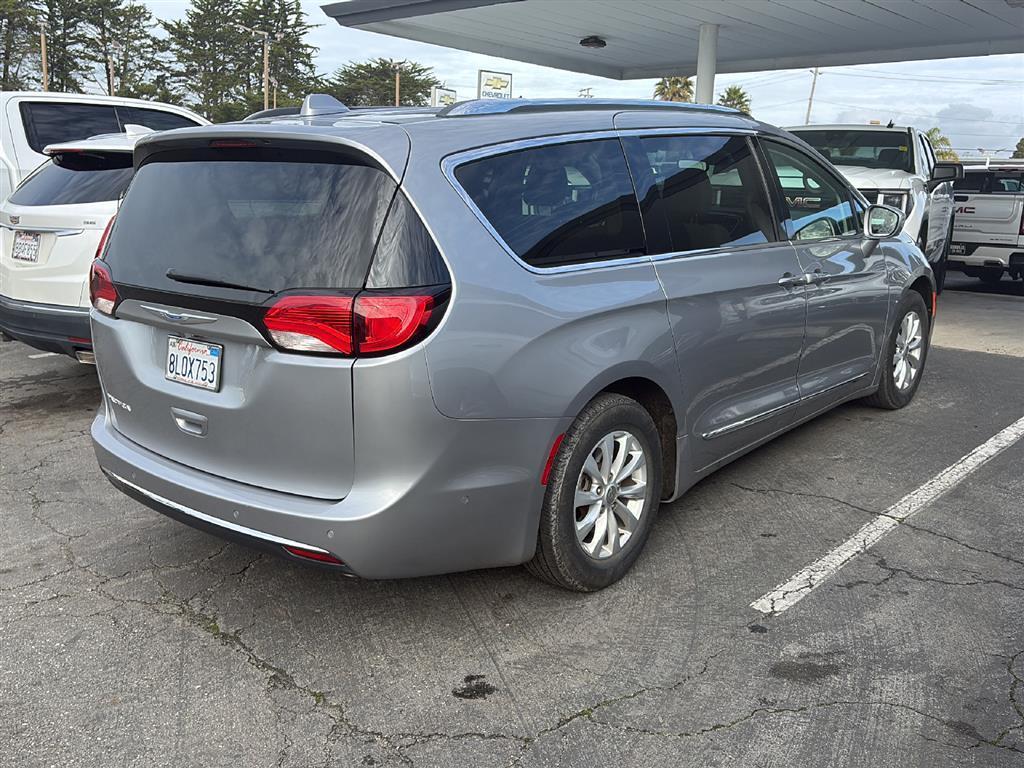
(574, 430), (648, 560)
(893, 310), (924, 392)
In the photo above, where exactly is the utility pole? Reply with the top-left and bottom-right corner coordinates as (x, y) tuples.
(40, 24), (49, 92)
(394, 69), (400, 106)
(236, 24), (275, 111)
(804, 67), (819, 125)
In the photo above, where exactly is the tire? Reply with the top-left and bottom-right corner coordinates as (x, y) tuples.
(862, 291), (930, 410)
(979, 268), (1003, 285)
(526, 393), (662, 591)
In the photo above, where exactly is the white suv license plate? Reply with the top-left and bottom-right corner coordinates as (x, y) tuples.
(166, 336), (222, 391)
(949, 243), (967, 256)
(12, 232), (41, 263)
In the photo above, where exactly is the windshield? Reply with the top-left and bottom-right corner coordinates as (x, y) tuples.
(9, 152), (133, 206)
(795, 129), (914, 173)
(104, 149), (396, 297)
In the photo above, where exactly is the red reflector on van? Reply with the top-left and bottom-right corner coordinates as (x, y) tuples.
(355, 295), (433, 354)
(282, 545), (345, 565)
(89, 262), (119, 315)
(264, 295), (355, 354)
(541, 433), (565, 485)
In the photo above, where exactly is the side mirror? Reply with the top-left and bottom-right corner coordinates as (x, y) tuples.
(864, 204), (905, 239)
(927, 162), (963, 192)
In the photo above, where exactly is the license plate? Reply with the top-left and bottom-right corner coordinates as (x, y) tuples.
(12, 232), (40, 263)
(166, 336), (222, 391)
(949, 243), (966, 256)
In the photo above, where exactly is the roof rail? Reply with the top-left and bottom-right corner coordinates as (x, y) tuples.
(437, 98), (741, 118)
(243, 106), (301, 121)
(300, 94), (350, 117)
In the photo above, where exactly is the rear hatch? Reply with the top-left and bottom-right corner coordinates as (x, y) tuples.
(1, 150), (129, 305)
(952, 170), (1024, 246)
(95, 139), (404, 500)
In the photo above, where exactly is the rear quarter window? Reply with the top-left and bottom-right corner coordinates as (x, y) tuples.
(453, 138), (646, 269)
(8, 152), (133, 206)
(20, 103), (120, 152)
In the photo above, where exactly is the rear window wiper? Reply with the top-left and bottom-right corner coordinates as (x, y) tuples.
(166, 269), (274, 294)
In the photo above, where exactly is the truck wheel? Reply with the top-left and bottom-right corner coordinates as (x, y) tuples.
(527, 393), (662, 591)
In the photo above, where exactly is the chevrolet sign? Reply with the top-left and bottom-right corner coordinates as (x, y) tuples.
(477, 70), (513, 100)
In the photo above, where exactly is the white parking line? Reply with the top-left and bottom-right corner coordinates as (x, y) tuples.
(28, 352), (57, 359)
(752, 415), (1024, 616)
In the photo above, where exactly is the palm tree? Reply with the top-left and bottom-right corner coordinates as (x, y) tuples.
(653, 76), (693, 103)
(717, 85), (751, 113)
(925, 127), (959, 161)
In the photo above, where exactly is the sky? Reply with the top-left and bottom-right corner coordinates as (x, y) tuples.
(143, 0), (1024, 157)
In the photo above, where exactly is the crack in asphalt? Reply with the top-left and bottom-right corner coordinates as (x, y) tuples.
(726, 481), (877, 516)
(836, 553), (1024, 593)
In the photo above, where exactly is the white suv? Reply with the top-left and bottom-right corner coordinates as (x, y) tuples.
(948, 161), (1024, 284)
(1, 130), (152, 359)
(0, 92), (206, 202)
(788, 124), (961, 285)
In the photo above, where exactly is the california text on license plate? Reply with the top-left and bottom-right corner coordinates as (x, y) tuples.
(12, 232), (41, 263)
(166, 336), (222, 391)
(949, 243), (966, 256)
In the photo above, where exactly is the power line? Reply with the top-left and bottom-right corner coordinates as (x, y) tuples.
(826, 71), (1022, 86)
(830, 66), (1023, 85)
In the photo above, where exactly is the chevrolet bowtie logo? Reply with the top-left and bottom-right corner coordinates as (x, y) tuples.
(484, 76), (509, 89)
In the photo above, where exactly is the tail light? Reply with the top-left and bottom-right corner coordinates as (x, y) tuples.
(89, 262), (119, 315)
(94, 215), (115, 260)
(263, 290), (444, 357)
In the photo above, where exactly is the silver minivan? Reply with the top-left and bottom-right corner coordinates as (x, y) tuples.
(91, 96), (935, 590)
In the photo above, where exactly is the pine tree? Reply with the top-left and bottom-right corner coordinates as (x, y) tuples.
(83, 0), (170, 100)
(1, 0), (44, 90)
(41, 0), (94, 92)
(163, 0), (247, 121)
(235, 0), (318, 113)
(325, 58), (439, 107)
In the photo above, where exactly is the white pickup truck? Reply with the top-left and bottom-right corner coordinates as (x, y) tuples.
(948, 161), (1024, 284)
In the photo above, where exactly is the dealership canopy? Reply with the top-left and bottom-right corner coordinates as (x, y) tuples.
(321, 0), (1024, 102)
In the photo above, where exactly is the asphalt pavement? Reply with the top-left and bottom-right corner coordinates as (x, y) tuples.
(1, 285), (1022, 768)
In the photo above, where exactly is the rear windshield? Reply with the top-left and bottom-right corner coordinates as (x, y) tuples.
(9, 152), (134, 206)
(104, 150), (397, 296)
(794, 130), (914, 173)
(955, 171), (1023, 194)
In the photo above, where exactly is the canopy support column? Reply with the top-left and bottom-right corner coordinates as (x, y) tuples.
(695, 23), (718, 104)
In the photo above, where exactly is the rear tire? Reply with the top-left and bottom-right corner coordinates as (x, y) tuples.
(526, 393), (662, 591)
(862, 291), (930, 410)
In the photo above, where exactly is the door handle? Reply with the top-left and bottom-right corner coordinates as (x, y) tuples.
(778, 272), (808, 288)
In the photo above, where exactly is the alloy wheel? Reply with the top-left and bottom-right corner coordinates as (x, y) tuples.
(573, 430), (648, 559)
(893, 310), (923, 391)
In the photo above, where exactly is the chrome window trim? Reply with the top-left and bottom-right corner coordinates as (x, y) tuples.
(440, 127), (761, 276)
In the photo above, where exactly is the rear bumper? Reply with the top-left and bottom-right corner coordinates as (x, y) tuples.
(948, 244), (1024, 270)
(91, 405), (562, 580)
(0, 293), (91, 356)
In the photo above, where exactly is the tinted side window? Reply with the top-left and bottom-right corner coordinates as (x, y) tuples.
(454, 139), (645, 269)
(366, 191), (450, 288)
(117, 107), (200, 132)
(624, 134), (774, 254)
(20, 103), (120, 152)
(763, 141), (858, 240)
(954, 173), (986, 193)
(8, 152), (134, 206)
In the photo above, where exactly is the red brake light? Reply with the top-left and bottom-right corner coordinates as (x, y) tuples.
(355, 295), (433, 354)
(263, 292), (440, 356)
(209, 139), (258, 148)
(282, 545), (345, 565)
(95, 215), (115, 260)
(89, 262), (118, 315)
(264, 295), (355, 354)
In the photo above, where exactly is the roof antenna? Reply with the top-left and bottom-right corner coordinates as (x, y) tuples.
(886, 119), (895, 128)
